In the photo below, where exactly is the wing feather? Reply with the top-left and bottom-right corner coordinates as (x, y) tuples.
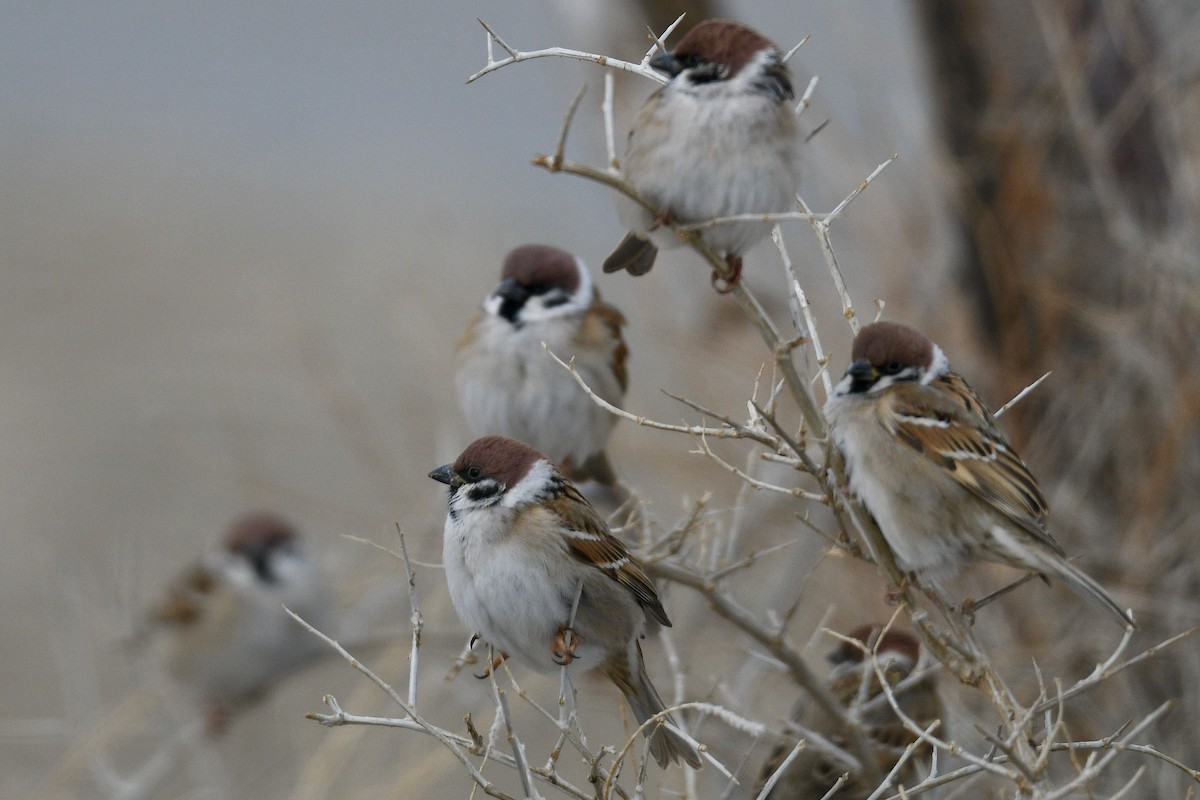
(880, 375), (1062, 555)
(544, 483), (671, 626)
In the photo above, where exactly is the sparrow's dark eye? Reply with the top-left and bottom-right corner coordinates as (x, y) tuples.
(466, 466), (483, 481)
(885, 360), (903, 374)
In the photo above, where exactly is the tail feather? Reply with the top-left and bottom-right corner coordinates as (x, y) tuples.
(603, 233), (657, 276)
(605, 642), (702, 769)
(1045, 555), (1135, 629)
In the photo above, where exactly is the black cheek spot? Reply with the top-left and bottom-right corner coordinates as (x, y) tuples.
(467, 483), (500, 504)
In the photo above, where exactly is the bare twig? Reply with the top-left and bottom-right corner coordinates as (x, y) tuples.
(468, 19), (666, 85)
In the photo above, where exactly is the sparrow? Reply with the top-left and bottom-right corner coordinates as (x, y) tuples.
(456, 244), (628, 487)
(603, 19), (802, 292)
(429, 436), (701, 769)
(758, 625), (940, 799)
(824, 321), (1134, 628)
(150, 512), (332, 732)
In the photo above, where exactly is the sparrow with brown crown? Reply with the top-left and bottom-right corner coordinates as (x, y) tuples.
(150, 512), (333, 732)
(824, 321), (1134, 628)
(604, 19), (803, 292)
(456, 244), (627, 488)
(759, 625), (941, 799)
(429, 436), (701, 768)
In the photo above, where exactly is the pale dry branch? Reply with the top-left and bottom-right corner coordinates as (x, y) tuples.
(863, 722), (943, 800)
(602, 72), (617, 169)
(773, 225), (834, 397)
(753, 741), (805, 800)
(467, 19), (666, 85)
(640, 14), (685, 65)
(1041, 701), (1172, 800)
(528, 154), (828, 436)
(693, 432), (827, 502)
(782, 34), (811, 64)
(1031, 627), (1195, 715)
(542, 344), (748, 440)
(395, 525), (423, 708)
(287, 609), (621, 800)
(994, 371), (1052, 418)
(675, 210), (825, 232)
(795, 75), (820, 117)
(647, 558), (885, 788)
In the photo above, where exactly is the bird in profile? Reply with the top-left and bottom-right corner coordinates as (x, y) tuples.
(825, 321), (1134, 628)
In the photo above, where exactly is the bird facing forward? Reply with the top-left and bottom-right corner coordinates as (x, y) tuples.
(759, 625), (941, 799)
(456, 244), (628, 487)
(429, 436), (701, 768)
(150, 512), (332, 732)
(604, 19), (803, 292)
(824, 321), (1134, 628)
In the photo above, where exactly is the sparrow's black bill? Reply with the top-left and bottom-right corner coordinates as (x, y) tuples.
(649, 52), (682, 77)
(846, 359), (880, 392)
(493, 277), (528, 303)
(428, 465), (456, 485)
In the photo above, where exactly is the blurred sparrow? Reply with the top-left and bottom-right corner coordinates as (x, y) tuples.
(456, 244), (627, 487)
(151, 512), (332, 732)
(825, 321), (1134, 627)
(604, 19), (802, 291)
(429, 436), (701, 768)
(759, 625), (940, 799)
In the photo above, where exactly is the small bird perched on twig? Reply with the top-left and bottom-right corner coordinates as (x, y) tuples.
(824, 321), (1135, 628)
(429, 436), (701, 768)
(149, 512), (333, 732)
(604, 19), (803, 292)
(758, 625), (941, 799)
(456, 244), (627, 488)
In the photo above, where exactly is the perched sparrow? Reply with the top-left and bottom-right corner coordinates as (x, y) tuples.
(825, 322), (1134, 628)
(456, 245), (628, 487)
(759, 625), (940, 799)
(151, 512), (332, 732)
(604, 19), (802, 291)
(429, 436), (701, 769)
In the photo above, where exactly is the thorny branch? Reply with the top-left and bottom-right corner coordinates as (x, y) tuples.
(289, 18), (1197, 800)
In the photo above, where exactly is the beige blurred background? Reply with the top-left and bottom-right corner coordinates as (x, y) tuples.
(4, 1), (1194, 798)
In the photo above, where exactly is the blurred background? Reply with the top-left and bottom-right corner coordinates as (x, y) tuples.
(3, 1), (1196, 797)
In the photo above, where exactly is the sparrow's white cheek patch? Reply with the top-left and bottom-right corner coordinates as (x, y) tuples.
(925, 345), (950, 382)
(501, 460), (556, 509)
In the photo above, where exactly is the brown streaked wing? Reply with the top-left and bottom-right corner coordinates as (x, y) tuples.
(545, 485), (670, 626)
(152, 563), (216, 627)
(879, 381), (1061, 554)
(454, 310), (484, 354)
(581, 299), (629, 393)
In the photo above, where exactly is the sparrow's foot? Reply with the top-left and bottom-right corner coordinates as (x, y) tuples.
(551, 627), (583, 666)
(883, 576), (912, 606)
(712, 254), (743, 293)
(474, 651), (510, 679)
(648, 209), (676, 231)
